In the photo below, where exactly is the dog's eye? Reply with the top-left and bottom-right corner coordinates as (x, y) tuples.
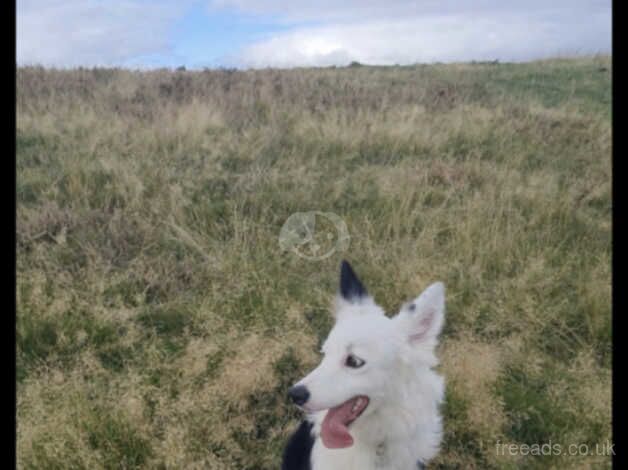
(345, 354), (365, 368)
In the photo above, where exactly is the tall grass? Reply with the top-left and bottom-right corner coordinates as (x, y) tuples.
(17, 56), (611, 469)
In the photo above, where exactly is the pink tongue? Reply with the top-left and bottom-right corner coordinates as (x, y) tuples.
(320, 399), (356, 449)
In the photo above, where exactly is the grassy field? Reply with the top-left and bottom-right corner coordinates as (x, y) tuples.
(17, 56), (611, 469)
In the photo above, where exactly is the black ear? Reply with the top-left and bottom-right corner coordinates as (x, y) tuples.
(339, 260), (368, 302)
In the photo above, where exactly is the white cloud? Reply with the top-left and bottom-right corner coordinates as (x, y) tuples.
(209, 0), (610, 22)
(17, 0), (611, 68)
(17, 0), (187, 67)
(214, 0), (611, 67)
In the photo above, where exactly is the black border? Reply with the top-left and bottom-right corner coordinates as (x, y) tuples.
(11, 1), (17, 468)
(611, 0), (620, 467)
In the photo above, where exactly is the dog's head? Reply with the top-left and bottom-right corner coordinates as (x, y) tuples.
(288, 260), (445, 449)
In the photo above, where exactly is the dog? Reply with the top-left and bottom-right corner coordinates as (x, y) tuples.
(282, 260), (446, 470)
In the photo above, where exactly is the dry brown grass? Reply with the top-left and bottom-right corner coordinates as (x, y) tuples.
(17, 56), (611, 469)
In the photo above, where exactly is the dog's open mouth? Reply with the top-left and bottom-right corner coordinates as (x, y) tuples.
(320, 395), (369, 449)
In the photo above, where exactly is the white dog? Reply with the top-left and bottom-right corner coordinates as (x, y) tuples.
(282, 260), (446, 470)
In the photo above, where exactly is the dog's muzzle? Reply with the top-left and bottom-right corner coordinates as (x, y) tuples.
(287, 385), (310, 406)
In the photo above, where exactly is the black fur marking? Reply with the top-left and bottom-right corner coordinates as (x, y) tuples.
(281, 420), (314, 470)
(416, 459), (425, 469)
(408, 303), (416, 312)
(340, 260), (368, 302)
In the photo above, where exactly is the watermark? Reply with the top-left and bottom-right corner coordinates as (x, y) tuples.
(279, 211), (350, 260)
(484, 439), (615, 457)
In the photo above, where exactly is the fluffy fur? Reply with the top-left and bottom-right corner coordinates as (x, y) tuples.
(282, 261), (446, 470)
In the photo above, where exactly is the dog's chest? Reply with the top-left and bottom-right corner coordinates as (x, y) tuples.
(311, 435), (431, 470)
(311, 440), (379, 470)
(311, 439), (409, 470)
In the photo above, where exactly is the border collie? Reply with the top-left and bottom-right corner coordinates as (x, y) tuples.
(282, 261), (446, 469)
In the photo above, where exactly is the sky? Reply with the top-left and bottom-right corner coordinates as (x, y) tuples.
(17, 0), (612, 69)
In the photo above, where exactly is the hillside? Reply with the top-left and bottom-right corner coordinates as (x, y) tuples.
(17, 56), (612, 469)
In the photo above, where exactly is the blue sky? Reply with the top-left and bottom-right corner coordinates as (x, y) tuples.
(17, 0), (611, 69)
(124, 2), (317, 68)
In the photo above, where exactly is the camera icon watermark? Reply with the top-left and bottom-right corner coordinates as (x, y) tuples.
(279, 211), (350, 260)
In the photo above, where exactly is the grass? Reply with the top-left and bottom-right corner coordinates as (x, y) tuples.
(17, 55), (611, 469)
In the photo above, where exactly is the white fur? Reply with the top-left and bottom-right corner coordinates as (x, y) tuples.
(295, 283), (446, 470)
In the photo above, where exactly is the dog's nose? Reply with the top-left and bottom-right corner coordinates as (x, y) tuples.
(287, 385), (310, 406)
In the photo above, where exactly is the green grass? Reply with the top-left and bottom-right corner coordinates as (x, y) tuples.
(17, 56), (611, 469)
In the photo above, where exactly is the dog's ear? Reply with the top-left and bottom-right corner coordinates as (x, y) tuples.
(396, 282), (445, 345)
(339, 260), (368, 304)
(333, 261), (372, 317)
